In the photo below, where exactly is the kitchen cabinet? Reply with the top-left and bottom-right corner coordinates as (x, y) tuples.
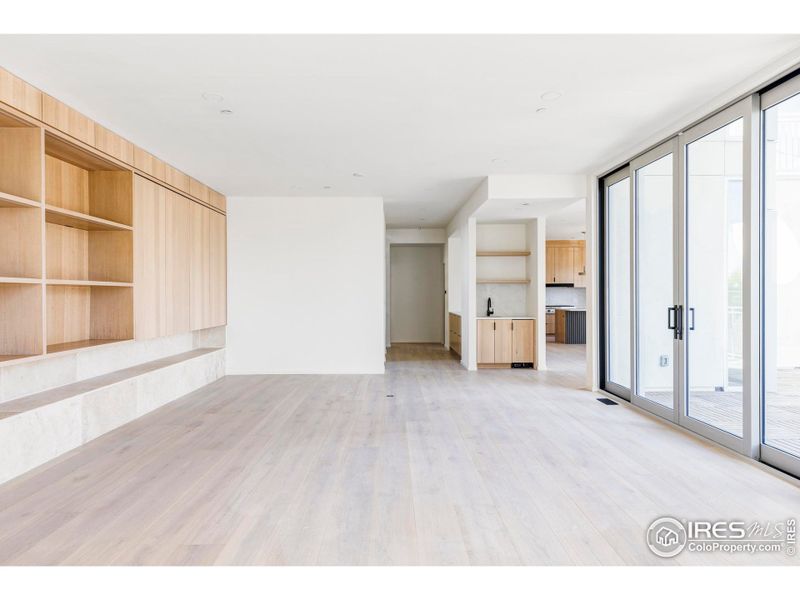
(546, 240), (586, 287)
(477, 318), (536, 367)
(554, 247), (574, 284)
(512, 319), (535, 363)
(573, 245), (586, 288)
(449, 312), (461, 356)
(545, 313), (555, 335)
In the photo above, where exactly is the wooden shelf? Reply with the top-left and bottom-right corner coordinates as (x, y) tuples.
(0, 276), (41, 285)
(47, 279), (132, 287)
(477, 279), (531, 284)
(47, 339), (128, 354)
(45, 205), (132, 231)
(476, 250), (531, 257)
(0, 190), (40, 209)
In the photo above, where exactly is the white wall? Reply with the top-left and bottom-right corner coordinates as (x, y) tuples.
(526, 218), (547, 369)
(390, 246), (444, 343)
(227, 196), (386, 374)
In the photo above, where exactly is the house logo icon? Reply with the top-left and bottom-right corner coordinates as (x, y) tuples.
(646, 517), (687, 558)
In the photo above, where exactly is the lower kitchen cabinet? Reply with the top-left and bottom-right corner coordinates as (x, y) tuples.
(449, 312), (462, 356)
(477, 319), (536, 368)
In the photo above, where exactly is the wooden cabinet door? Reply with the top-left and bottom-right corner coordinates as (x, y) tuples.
(555, 310), (567, 343)
(165, 190), (191, 335)
(573, 244), (586, 288)
(512, 319), (535, 363)
(545, 314), (555, 335)
(494, 320), (513, 364)
(555, 247), (574, 284)
(209, 210), (227, 327)
(477, 319), (495, 364)
(545, 246), (556, 283)
(190, 201), (211, 330)
(133, 176), (167, 340)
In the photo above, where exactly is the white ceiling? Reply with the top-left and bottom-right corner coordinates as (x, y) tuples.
(1, 34), (798, 226)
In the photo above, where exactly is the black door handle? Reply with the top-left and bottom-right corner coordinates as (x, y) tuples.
(688, 307), (695, 331)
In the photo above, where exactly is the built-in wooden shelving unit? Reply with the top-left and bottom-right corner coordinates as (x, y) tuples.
(0, 66), (227, 365)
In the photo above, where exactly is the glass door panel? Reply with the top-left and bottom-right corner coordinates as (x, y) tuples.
(685, 118), (744, 437)
(606, 175), (631, 392)
(763, 87), (800, 461)
(635, 152), (674, 410)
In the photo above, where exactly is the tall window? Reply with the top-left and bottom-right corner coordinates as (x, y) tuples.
(763, 88), (800, 459)
(606, 176), (631, 390)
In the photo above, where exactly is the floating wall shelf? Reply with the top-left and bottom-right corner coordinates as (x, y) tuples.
(477, 279), (531, 285)
(476, 250), (531, 257)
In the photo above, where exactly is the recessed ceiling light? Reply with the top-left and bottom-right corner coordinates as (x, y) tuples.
(541, 91), (562, 101)
(323, 185), (332, 190)
(535, 107), (547, 114)
(352, 172), (365, 178)
(220, 109), (234, 116)
(202, 92), (224, 103)
(521, 202), (530, 206)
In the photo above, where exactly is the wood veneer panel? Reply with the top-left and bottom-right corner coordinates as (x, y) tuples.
(42, 95), (95, 146)
(45, 155), (89, 213)
(94, 124), (134, 165)
(0, 206), (42, 278)
(165, 190), (191, 335)
(46, 285), (90, 347)
(46, 223), (88, 281)
(189, 200), (211, 330)
(0, 283), (43, 356)
(133, 147), (167, 181)
(88, 230), (133, 283)
(89, 171), (133, 225)
(209, 210), (227, 327)
(0, 127), (43, 201)
(0, 68), (42, 119)
(133, 176), (167, 340)
(90, 286), (133, 341)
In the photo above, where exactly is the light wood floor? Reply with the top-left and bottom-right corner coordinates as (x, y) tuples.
(0, 343), (798, 565)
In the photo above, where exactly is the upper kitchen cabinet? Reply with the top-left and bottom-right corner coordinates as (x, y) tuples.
(545, 240), (586, 287)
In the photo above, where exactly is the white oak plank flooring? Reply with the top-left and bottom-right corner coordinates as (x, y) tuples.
(0, 343), (798, 565)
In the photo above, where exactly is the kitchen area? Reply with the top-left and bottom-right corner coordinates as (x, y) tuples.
(544, 239), (587, 344)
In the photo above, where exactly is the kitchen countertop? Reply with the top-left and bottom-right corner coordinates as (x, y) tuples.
(477, 316), (536, 320)
(554, 308), (586, 312)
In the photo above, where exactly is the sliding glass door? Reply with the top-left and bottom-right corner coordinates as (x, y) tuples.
(601, 98), (758, 456)
(680, 106), (748, 446)
(761, 75), (800, 477)
(632, 142), (677, 418)
(604, 169), (632, 400)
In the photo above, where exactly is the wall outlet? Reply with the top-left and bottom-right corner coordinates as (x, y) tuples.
(659, 355), (670, 367)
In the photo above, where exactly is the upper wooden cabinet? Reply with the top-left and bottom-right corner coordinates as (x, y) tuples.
(134, 175), (226, 340)
(0, 67), (42, 119)
(42, 95), (95, 146)
(545, 240), (586, 287)
(133, 147), (167, 181)
(94, 124), (134, 165)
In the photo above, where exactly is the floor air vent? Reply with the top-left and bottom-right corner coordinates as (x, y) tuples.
(596, 397), (618, 406)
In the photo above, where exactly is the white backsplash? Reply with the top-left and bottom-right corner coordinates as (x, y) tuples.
(477, 283), (527, 317)
(546, 286), (586, 308)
